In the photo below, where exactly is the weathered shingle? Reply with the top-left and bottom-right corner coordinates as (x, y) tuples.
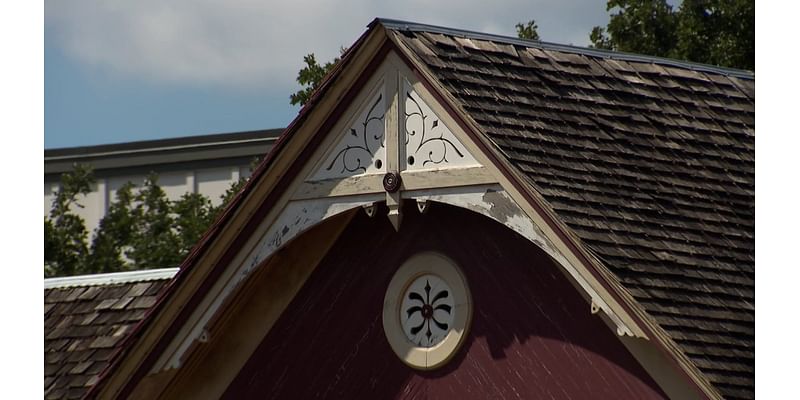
(44, 275), (173, 400)
(390, 26), (754, 400)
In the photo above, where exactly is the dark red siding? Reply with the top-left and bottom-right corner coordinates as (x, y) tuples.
(223, 204), (667, 399)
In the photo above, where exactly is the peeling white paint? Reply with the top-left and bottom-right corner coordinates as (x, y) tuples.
(405, 185), (635, 338)
(157, 194), (382, 371)
(157, 183), (636, 373)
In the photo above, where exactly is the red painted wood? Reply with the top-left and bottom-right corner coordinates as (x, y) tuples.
(223, 204), (668, 399)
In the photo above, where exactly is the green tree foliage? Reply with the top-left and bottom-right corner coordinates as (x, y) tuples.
(672, 0), (754, 71)
(127, 174), (183, 269)
(289, 54), (340, 106)
(289, 48), (347, 106)
(44, 164), (94, 277)
(590, 0), (677, 56)
(173, 192), (216, 259)
(515, 20), (540, 40)
(590, 0), (754, 70)
(290, 23), (538, 109)
(85, 182), (136, 274)
(44, 158), (260, 277)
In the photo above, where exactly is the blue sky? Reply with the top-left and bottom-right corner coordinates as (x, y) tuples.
(45, 39), (297, 148)
(44, 0), (612, 149)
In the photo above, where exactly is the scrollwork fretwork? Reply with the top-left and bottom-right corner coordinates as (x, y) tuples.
(325, 94), (385, 174)
(405, 91), (465, 167)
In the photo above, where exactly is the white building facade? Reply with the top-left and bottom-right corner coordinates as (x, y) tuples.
(45, 129), (282, 236)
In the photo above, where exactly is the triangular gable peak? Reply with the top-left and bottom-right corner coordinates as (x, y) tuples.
(300, 54), (484, 232)
(150, 51), (529, 373)
(93, 21), (718, 400)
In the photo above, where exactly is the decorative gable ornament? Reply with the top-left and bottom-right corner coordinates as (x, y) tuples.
(306, 70), (481, 231)
(309, 78), (478, 182)
(383, 252), (472, 369)
(310, 84), (387, 180)
(402, 79), (479, 170)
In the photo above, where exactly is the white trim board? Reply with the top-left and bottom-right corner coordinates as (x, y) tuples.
(44, 268), (179, 289)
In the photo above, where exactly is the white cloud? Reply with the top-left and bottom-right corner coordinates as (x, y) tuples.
(45, 0), (608, 91)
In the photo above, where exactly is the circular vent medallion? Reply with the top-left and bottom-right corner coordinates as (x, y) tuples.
(383, 252), (471, 370)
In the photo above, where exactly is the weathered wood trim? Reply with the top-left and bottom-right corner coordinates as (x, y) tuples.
(294, 174), (385, 199)
(402, 166), (495, 190)
(406, 187), (701, 399)
(94, 25), (392, 400)
(384, 53), (402, 229)
(157, 196), (380, 372)
(616, 334), (705, 400)
(292, 166), (495, 200)
(158, 211), (356, 399)
(404, 185), (622, 339)
(387, 29), (722, 400)
(152, 52), (404, 374)
(222, 203), (671, 399)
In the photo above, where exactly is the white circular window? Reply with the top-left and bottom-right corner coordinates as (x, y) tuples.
(383, 252), (471, 370)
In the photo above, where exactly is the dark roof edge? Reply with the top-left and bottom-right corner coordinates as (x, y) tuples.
(45, 128), (284, 160)
(375, 18), (754, 80)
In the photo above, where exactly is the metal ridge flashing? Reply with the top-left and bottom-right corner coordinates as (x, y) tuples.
(44, 268), (179, 289)
(375, 17), (754, 79)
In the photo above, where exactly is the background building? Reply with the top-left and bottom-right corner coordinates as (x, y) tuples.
(44, 129), (283, 235)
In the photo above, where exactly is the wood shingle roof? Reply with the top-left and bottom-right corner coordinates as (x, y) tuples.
(44, 270), (176, 399)
(386, 20), (754, 400)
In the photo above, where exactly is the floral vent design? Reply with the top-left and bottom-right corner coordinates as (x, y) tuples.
(400, 274), (455, 347)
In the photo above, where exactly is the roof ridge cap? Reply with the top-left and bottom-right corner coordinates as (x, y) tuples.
(376, 17), (754, 79)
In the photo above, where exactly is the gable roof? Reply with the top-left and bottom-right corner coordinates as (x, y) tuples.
(84, 19), (754, 400)
(382, 19), (754, 399)
(44, 269), (176, 399)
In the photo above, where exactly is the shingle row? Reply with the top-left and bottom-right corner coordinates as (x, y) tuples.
(393, 29), (754, 400)
(44, 279), (170, 400)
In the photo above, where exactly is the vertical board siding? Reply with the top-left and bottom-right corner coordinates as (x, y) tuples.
(223, 204), (667, 399)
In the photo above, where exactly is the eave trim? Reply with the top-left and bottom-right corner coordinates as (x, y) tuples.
(44, 268), (179, 289)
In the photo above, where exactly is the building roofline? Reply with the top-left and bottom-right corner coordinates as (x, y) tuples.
(44, 268), (179, 289)
(374, 18), (754, 79)
(45, 128), (284, 161)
